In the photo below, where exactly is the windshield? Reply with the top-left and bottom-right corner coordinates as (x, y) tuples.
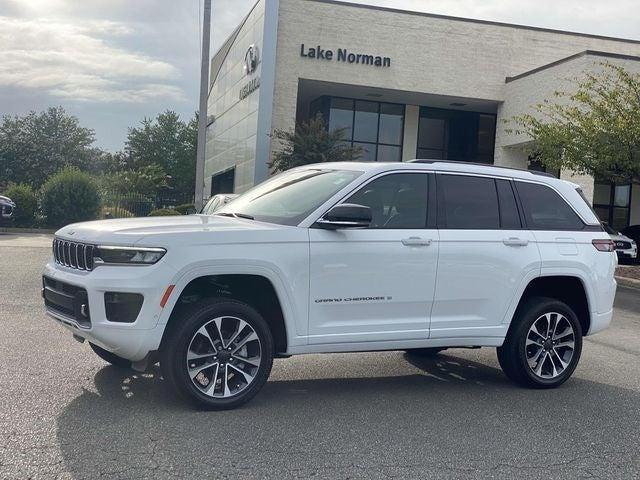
(216, 168), (363, 225)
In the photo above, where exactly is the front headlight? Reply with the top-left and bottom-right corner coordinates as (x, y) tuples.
(94, 246), (166, 266)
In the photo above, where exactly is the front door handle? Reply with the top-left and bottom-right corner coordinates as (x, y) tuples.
(503, 237), (529, 247)
(401, 237), (432, 247)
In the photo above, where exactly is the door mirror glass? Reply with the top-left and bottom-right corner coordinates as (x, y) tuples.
(316, 204), (372, 229)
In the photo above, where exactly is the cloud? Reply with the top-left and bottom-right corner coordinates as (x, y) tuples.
(0, 15), (185, 103)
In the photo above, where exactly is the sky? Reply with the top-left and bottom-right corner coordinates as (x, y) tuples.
(0, 0), (639, 152)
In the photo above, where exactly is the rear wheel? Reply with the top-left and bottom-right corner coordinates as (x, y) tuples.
(161, 298), (274, 410)
(497, 297), (582, 388)
(89, 342), (132, 369)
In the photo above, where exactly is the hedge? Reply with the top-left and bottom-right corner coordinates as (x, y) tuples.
(41, 168), (101, 228)
(148, 208), (180, 217)
(3, 184), (37, 227)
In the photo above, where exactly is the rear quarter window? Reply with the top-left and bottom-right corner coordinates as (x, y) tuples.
(515, 181), (584, 231)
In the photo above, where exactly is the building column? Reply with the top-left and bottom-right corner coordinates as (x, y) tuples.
(402, 105), (419, 162)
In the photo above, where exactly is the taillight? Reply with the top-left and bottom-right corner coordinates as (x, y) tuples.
(592, 239), (615, 252)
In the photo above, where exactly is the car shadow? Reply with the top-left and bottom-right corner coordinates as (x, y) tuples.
(56, 352), (640, 479)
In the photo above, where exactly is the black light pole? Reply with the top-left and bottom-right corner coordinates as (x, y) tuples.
(195, 0), (212, 211)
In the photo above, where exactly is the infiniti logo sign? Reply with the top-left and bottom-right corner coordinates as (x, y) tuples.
(244, 44), (260, 75)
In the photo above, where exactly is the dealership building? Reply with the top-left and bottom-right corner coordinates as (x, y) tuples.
(205, 0), (640, 230)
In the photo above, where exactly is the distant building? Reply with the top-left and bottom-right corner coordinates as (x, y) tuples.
(205, 0), (640, 230)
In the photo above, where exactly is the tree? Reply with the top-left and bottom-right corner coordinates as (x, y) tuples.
(125, 111), (197, 197)
(508, 62), (640, 182)
(269, 114), (363, 173)
(0, 107), (96, 189)
(102, 164), (169, 197)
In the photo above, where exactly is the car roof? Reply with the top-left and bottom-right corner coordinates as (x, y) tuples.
(296, 160), (570, 186)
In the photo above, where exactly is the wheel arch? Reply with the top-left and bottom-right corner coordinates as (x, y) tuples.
(509, 275), (591, 336)
(160, 268), (295, 354)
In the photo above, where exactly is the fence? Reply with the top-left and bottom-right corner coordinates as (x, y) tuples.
(100, 192), (195, 218)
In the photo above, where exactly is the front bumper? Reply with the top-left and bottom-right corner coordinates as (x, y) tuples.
(616, 247), (637, 259)
(42, 259), (177, 361)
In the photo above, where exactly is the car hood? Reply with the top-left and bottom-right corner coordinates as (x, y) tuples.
(0, 195), (14, 205)
(55, 215), (296, 246)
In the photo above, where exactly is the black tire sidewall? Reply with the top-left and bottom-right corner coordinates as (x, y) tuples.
(514, 298), (583, 388)
(164, 299), (274, 410)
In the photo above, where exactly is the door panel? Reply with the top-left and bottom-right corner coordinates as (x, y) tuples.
(308, 171), (438, 344)
(309, 228), (439, 343)
(430, 229), (539, 337)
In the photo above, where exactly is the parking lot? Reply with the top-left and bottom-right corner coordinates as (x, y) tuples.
(1, 233), (639, 479)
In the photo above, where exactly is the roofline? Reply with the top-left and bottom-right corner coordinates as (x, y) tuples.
(305, 0), (640, 46)
(410, 159), (557, 178)
(505, 50), (640, 83)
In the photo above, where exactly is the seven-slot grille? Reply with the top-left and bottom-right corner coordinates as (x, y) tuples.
(53, 238), (95, 271)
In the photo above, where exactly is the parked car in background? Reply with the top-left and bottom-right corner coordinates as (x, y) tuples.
(603, 223), (637, 263)
(621, 225), (640, 263)
(200, 194), (239, 215)
(0, 195), (15, 225)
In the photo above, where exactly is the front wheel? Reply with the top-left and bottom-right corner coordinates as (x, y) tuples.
(497, 296), (583, 388)
(161, 299), (274, 410)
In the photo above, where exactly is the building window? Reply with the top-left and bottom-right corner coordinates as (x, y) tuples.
(416, 107), (496, 163)
(593, 180), (632, 230)
(313, 97), (404, 162)
(211, 168), (235, 195)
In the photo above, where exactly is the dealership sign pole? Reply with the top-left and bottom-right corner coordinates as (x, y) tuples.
(195, 0), (212, 212)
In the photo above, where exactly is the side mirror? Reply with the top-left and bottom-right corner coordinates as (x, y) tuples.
(316, 203), (372, 229)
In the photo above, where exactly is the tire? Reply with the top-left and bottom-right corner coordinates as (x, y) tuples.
(160, 298), (274, 410)
(89, 342), (132, 369)
(406, 347), (447, 357)
(497, 296), (583, 388)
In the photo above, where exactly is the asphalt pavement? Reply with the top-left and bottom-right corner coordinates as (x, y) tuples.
(1, 233), (639, 479)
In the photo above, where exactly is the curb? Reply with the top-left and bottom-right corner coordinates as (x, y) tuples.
(615, 276), (640, 291)
(0, 227), (56, 234)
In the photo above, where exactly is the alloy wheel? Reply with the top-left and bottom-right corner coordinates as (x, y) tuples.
(525, 312), (576, 379)
(186, 316), (262, 398)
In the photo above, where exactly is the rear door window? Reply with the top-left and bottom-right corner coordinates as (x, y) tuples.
(515, 181), (584, 231)
(437, 174), (500, 229)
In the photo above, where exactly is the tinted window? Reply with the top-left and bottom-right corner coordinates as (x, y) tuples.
(496, 180), (521, 229)
(438, 175), (499, 229)
(515, 182), (584, 230)
(345, 173), (428, 229)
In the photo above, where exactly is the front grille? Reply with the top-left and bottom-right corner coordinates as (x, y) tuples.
(52, 238), (95, 271)
(615, 241), (632, 250)
(43, 276), (91, 327)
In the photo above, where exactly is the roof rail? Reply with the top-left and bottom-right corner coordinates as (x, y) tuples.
(409, 159), (558, 178)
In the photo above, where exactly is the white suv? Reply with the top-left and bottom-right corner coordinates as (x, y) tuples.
(42, 161), (617, 409)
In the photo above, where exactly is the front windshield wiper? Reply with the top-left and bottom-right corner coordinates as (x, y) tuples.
(215, 212), (255, 220)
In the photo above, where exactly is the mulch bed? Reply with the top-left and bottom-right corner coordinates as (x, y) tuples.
(616, 265), (640, 281)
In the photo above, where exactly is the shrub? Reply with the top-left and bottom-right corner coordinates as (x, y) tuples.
(148, 208), (179, 217)
(101, 206), (134, 219)
(175, 203), (195, 215)
(3, 183), (37, 227)
(41, 168), (101, 228)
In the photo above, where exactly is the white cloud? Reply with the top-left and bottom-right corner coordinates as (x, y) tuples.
(0, 15), (185, 103)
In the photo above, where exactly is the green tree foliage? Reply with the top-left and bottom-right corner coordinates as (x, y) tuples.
(509, 63), (640, 182)
(102, 164), (169, 197)
(124, 111), (197, 197)
(0, 107), (96, 189)
(3, 183), (37, 227)
(269, 114), (363, 173)
(41, 168), (101, 228)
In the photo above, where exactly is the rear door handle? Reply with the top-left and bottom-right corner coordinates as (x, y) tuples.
(401, 237), (432, 247)
(503, 237), (529, 247)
